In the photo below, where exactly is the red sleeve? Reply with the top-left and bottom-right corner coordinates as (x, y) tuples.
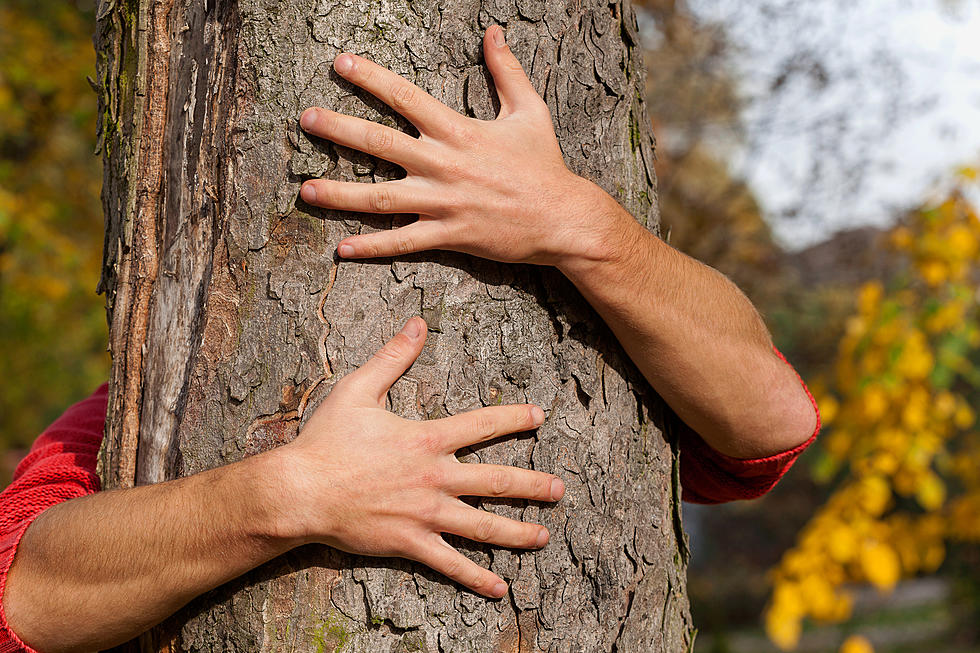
(0, 384), (107, 652)
(678, 348), (820, 504)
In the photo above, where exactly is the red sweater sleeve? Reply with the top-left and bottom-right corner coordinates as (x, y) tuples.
(678, 348), (821, 504)
(0, 384), (107, 653)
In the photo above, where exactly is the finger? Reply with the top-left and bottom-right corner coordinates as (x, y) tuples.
(301, 179), (433, 215)
(336, 219), (453, 259)
(483, 26), (543, 116)
(333, 53), (462, 138)
(299, 108), (430, 171)
(343, 317), (426, 404)
(436, 404), (545, 451)
(412, 536), (509, 598)
(439, 502), (550, 550)
(447, 464), (565, 502)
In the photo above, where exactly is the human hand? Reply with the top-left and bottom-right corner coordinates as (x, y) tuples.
(298, 25), (630, 268)
(281, 317), (565, 598)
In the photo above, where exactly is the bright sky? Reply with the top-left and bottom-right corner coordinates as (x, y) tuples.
(684, 0), (980, 248)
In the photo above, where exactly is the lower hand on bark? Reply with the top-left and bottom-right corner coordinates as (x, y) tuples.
(280, 317), (565, 598)
(298, 25), (631, 269)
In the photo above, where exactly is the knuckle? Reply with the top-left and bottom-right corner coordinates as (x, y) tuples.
(442, 555), (464, 580)
(361, 237), (382, 258)
(474, 514), (496, 542)
(415, 499), (441, 525)
(369, 187), (393, 212)
(389, 82), (420, 111)
(440, 119), (463, 143)
(415, 430), (443, 454)
(474, 571), (495, 593)
(435, 191), (464, 216)
(532, 100), (553, 122)
(418, 466), (446, 489)
(389, 533), (416, 558)
(375, 339), (406, 363)
(354, 62), (374, 85)
(474, 412), (496, 440)
(440, 160), (465, 181)
(503, 58), (526, 76)
(454, 126), (479, 149)
(393, 234), (417, 256)
(324, 111), (342, 134)
(367, 127), (395, 154)
(489, 469), (510, 497)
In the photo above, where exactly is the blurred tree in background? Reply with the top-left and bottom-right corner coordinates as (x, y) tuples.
(767, 176), (980, 651)
(638, 1), (980, 652)
(0, 0), (107, 483)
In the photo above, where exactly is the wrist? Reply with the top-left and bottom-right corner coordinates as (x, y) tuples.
(554, 178), (650, 281)
(240, 446), (313, 548)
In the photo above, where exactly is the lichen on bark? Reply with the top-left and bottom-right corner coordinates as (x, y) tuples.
(96, 0), (692, 650)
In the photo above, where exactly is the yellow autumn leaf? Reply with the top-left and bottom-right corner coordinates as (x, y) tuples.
(819, 395), (839, 425)
(954, 403), (975, 429)
(860, 386), (888, 422)
(766, 606), (802, 651)
(859, 541), (901, 591)
(958, 165), (978, 181)
(839, 634), (874, 653)
(827, 524), (858, 563)
(914, 472), (946, 511)
(857, 281), (883, 317)
(857, 476), (891, 516)
(917, 259), (947, 286)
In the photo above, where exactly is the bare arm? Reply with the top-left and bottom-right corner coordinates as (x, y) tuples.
(4, 449), (298, 652)
(3, 318), (563, 652)
(555, 198), (816, 457)
(297, 26), (816, 459)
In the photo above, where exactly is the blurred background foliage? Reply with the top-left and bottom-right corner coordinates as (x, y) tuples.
(0, 0), (107, 482)
(1, 0), (979, 651)
(637, 0), (980, 651)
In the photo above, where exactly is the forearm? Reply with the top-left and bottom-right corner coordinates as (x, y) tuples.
(559, 183), (817, 458)
(3, 448), (300, 653)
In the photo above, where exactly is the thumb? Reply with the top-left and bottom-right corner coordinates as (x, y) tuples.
(344, 317), (427, 406)
(483, 25), (541, 116)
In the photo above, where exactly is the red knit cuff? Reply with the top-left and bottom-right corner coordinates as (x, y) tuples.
(680, 345), (821, 504)
(0, 518), (41, 653)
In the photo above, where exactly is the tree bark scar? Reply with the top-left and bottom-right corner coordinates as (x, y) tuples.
(109, 0), (172, 488)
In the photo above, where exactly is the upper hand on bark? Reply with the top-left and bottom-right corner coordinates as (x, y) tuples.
(298, 25), (630, 268)
(278, 317), (565, 599)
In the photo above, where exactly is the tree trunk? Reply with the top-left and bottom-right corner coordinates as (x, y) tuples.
(94, 0), (693, 650)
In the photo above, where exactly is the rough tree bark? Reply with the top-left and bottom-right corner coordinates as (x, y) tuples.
(93, 0), (693, 650)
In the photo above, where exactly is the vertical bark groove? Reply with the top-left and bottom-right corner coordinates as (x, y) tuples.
(96, 0), (694, 650)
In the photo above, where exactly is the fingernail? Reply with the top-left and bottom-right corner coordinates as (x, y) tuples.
(536, 529), (550, 548)
(493, 26), (506, 48)
(405, 318), (422, 339)
(530, 406), (545, 426)
(550, 477), (565, 501)
(492, 582), (508, 598)
(335, 53), (354, 75)
(300, 108), (317, 131)
(301, 183), (317, 204)
(337, 243), (354, 257)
